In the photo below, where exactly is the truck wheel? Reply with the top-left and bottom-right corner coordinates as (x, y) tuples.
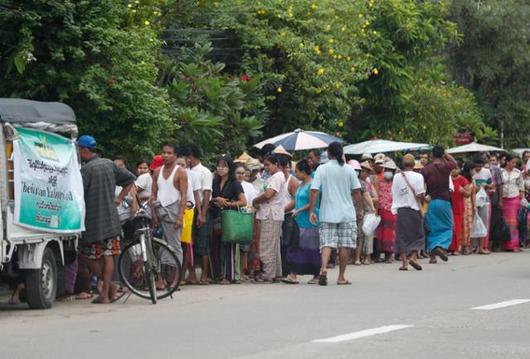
(25, 248), (57, 309)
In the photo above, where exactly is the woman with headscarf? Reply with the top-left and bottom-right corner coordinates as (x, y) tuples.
(375, 158), (397, 263)
(210, 155), (246, 284)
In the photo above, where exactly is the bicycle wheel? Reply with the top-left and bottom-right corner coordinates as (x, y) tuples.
(151, 237), (182, 300)
(118, 237), (181, 301)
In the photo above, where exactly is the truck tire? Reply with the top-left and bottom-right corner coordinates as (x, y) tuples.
(25, 248), (57, 309)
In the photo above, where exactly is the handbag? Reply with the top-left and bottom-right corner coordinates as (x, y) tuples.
(221, 208), (254, 244)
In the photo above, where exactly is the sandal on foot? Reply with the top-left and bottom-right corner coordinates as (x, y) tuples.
(337, 280), (352, 285)
(409, 260), (423, 271)
(307, 277), (319, 285)
(432, 247), (448, 262)
(318, 273), (328, 286)
(399, 267), (408, 271)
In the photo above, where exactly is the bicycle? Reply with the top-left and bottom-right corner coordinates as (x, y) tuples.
(118, 199), (181, 304)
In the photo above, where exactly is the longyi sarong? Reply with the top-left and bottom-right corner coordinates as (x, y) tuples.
(426, 199), (453, 251)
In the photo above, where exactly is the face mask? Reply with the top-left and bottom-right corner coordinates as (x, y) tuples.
(217, 167), (229, 177)
(384, 171), (394, 180)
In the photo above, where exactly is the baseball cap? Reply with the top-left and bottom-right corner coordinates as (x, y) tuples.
(77, 135), (96, 149)
(149, 155), (164, 170)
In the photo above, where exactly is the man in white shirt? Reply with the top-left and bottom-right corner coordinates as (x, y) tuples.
(391, 154), (425, 271)
(176, 147), (202, 284)
(188, 144), (213, 284)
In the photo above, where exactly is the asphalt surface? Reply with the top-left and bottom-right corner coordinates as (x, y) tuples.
(2, 251), (530, 359)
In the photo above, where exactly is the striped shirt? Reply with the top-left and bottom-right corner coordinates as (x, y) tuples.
(81, 156), (136, 243)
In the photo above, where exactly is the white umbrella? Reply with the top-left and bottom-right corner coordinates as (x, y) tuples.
(343, 139), (431, 155)
(447, 142), (505, 154)
(512, 148), (530, 157)
(254, 128), (343, 151)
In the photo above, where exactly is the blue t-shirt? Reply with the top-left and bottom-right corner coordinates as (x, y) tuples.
(311, 159), (361, 223)
(295, 182), (319, 228)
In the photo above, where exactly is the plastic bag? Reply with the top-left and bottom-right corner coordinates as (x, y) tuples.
(470, 214), (487, 238)
(475, 187), (489, 208)
(362, 213), (381, 236)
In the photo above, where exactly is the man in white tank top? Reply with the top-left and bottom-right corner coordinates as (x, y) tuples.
(151, 143), (188, 264)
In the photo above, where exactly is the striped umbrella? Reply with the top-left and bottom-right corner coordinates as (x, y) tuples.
(254, 128), (344, 151)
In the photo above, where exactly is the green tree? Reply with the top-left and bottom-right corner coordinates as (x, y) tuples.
(0, 0), (171, 159)
(161, 0), (372, 138)
(449, 0), (530, 148)
(350, 0), (461, 140)
(160, 42), (264, 159)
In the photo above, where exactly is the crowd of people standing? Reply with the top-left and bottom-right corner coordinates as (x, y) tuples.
(11, 136), (528, 305)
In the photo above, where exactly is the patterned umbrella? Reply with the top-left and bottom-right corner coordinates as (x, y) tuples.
(254, 128), (344, 151)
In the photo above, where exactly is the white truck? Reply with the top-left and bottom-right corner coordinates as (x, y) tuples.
(0, 98), (81, 309)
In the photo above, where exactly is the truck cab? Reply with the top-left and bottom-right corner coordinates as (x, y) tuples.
(0, 99), (81, 309)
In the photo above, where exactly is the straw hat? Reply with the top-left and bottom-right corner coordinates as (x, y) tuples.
(361, 153), (374, 161)
(360, 161), (373, 171)
(382, 158), (397, 170)
(273, 145), (293, 158)
(347, 159), (361, 170)
(246, 158), (263, 171)
(234, 151), (253, 163)
(413, 160), (424, 170)
(374, 153), (385, 165)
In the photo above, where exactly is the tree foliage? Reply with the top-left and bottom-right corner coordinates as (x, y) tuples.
(449, 0), (530, 147)
(0, 0), (171, 159)
(160, 42), (265, 159)
(0, 0), (523, 161)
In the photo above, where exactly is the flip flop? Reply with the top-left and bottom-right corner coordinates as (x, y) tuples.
(409, 261), (423, 271)
(110, 292), (126, 303)
(281, 278), (299, 285)
(433, 247), (448, 262)
(75, 292), (93, 300)
(318, 273), (328, 286)
(337, 280), (352, 285)
(398, 267), (408, 271)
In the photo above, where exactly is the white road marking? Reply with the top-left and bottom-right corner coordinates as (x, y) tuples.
(472, 299), (530, 310)
(312, 324), (414, 343)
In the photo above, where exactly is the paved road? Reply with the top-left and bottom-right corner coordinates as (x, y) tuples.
(2, 252), (530, 359)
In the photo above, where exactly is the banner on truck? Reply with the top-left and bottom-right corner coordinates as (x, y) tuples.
(13, 127), (85, 233)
